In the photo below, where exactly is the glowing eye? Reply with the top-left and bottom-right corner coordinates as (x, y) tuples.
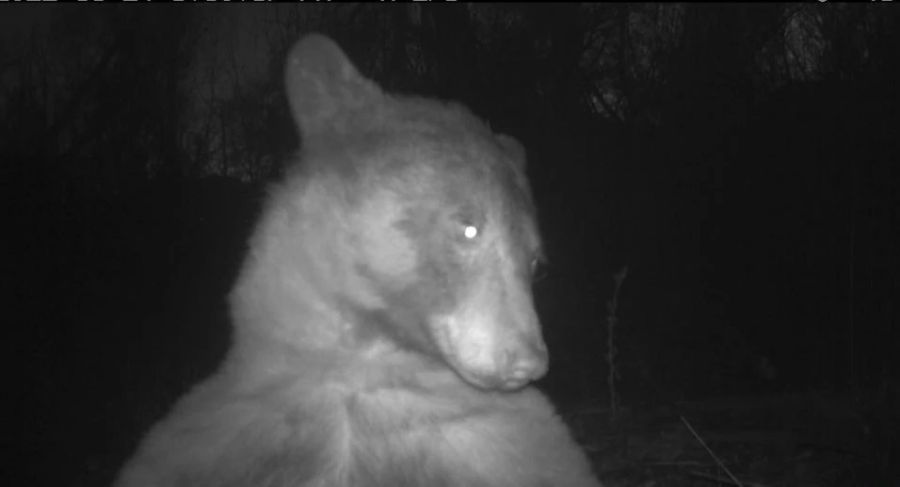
(463, 225), (478, 239)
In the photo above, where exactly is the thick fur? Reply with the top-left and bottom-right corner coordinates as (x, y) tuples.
(116, 34), (601, 487)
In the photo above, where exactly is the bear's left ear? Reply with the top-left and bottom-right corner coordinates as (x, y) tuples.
(284, 34), (382, 138)
(496, 134), (527, 171)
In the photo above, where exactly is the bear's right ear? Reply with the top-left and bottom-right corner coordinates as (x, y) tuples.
(284, 34), (382, 137)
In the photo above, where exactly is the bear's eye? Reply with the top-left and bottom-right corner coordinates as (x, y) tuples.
(463, 224), (479, 240)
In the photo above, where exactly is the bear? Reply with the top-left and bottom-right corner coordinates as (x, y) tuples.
(115, 34), (601, 487)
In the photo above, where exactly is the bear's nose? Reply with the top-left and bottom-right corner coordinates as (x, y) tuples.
(500, 339), (548, 390)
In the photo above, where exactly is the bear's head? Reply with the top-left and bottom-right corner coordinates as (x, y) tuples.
(230, 35), (548, 392)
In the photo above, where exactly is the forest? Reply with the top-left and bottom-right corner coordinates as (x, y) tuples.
(6, 4), (898, 486)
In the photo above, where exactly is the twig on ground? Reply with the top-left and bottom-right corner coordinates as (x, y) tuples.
(680, 415), (745, 487)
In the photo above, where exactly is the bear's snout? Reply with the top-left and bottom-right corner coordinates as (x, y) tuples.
(499, 336), (548, 390)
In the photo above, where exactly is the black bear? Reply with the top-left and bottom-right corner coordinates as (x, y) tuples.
(115, 34), (601, 487)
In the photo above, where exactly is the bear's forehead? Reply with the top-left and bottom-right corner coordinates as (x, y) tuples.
(377, 108), (525, 191)
(377, 139), (531, 216)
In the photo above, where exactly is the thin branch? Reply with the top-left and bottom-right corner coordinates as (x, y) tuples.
(680, 415), (745, 487)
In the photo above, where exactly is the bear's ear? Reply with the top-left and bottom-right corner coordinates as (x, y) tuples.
(497, 134), (527, 171)
(284, 34), (382, 137)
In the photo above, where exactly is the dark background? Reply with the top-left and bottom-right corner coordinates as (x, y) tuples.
(6, 5), (897, 486)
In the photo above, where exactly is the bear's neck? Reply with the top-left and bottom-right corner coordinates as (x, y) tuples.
(222, 328), (458, 397)
(226, 259), (454, 394)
